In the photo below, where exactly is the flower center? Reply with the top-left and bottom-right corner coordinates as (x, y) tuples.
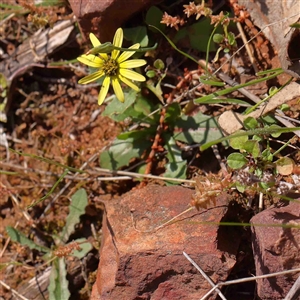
(101, 57), (119, 77)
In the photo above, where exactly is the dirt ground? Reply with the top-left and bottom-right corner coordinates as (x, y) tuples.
(0, 1), (299, 299)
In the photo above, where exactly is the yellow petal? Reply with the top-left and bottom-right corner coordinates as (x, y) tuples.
(89, 33), (101, 47)
(119, 69), (146, 82)
(78, 70), (104, 84)
(112, 28), (123, 60)
(88, 34), (108, 59)
(119, 59), (147, 69)
(118, 74), (140, 91)
(77, 55), (103, 67)
(112, 77), (124, 103)
(98, 76), (111, 105)
(117, 43), (140, 63)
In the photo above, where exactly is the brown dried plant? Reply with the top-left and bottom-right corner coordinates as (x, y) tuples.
(191, 173), (232, 210)
(53, 241), (81, 258)
(18, 0), (66, 28)
(161, 12), (185, 31)
(161, 0), (213, 31)
(183, 0), (212, 20)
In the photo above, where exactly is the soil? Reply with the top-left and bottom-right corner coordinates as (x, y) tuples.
(0, 1), (299, 300)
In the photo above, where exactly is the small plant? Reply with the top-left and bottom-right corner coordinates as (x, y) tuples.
(6, 189), (92, 299)
(227, 117), (298, 196)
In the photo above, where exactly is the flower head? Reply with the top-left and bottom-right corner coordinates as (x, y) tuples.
(77, 28), (147, 105)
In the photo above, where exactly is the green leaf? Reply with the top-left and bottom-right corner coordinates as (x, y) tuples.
(194, 97), (249, 105)
(227, 153), (248, 169)
(164, 136), (187, 184)
(145, 81), (164, 102)
(146, 70), (156, 78)
(174, 113), (225, 145)
(146, 6), (165, 31)
(123, 26), (148, 47)
(117, 128), (155, 140)
(70, 238), (93, 259)
(164, 161), (187, 185)
(102, 89), (138, 122)
(165, 135), (182, 164)
(165, 103), (181, 125)
(290, 22), (300, 28)
(227, 32), (236, 46)
(100, 137), (152, 170)
(280, 104), (290, 111)
(200, 126), (300, 151)
(186, 19), (217, 52)
(229, 132), (248, 150)
(199, 75), (225, 86)
(235, 181), (246, 193)
(243, 117), (258, 130)
(6, 226), (50, 253)
(48, 258), (70, 300)
(60, 189), (88, 243)
(268, 86), (278, 96)
(194, 70), (283, 103)
(269, 124), (282, 138)
(134, 94), (157, 119)
(261, 114), (277, 124)
(259, 181), (273, 190)
(36, 0), (65, 6)
(243, 140), (260, 158)
(262, 149), (273, 162)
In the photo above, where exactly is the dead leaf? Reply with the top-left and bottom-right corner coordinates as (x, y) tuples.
(240, 0), (300, 78)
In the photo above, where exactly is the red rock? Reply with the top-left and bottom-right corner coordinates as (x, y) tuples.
(69, 0), (162, 42)
(251, 201), (300, 299)
(90, 185), (239, 299)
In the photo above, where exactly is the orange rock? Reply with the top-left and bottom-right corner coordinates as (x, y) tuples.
(91, 185), (238, 299)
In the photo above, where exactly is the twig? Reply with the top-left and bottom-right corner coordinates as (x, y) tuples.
(284, 274), (300, 300)
(216, 71), (261, 104)
(236, 21), (258, 73)
(0, 161), (196, 184)
(4, 182), (34, 225)
(154, 207), (194, 231)
(0, 280), (29, 300)
(200, 267), (300, 300)
(0, 13), (15, 27)
(182, 251), (227, 300)
(40, 153), (98, 217)
(92, 168), (196, 184)
(211, 145), (228, 176)
(258, 192), (264, 211)
(0, 125), (9, 159)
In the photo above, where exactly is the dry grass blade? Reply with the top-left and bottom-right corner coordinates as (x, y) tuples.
(0, 280), (29, 300)
(182, 251), (227, 300)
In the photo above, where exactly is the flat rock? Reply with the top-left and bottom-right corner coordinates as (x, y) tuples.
(91, 185), (240, 300)
(251, 201), (300, 299)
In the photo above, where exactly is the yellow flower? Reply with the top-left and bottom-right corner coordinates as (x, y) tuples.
(77, 28), (147, 105)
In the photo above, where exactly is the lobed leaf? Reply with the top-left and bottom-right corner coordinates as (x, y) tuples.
(6, 226), (50, 253)
(60, 189), (88, 243)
